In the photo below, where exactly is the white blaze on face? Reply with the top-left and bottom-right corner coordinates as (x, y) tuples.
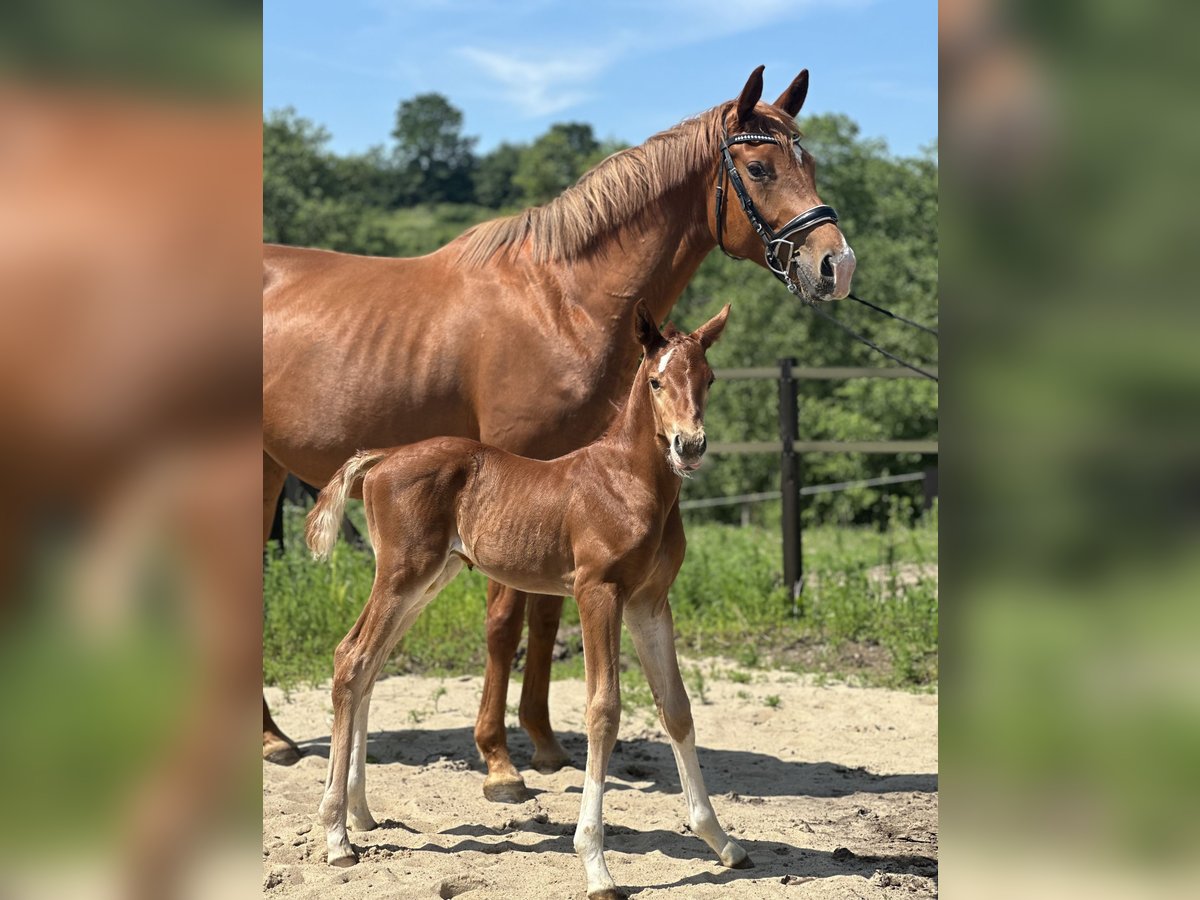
(657, 347), (675, 375)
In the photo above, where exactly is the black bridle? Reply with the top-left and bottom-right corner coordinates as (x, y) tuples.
(714, 130), (839, 298)
(713, 129), (940, 383)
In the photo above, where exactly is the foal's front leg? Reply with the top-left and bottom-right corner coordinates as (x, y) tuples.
(574, 582), (626, 900)
(625, 598), (750, 869)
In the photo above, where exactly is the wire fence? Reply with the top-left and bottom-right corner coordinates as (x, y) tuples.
(679, 471), (929, 510)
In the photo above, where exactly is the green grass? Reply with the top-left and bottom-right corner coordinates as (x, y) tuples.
(264, 502), (937, 691)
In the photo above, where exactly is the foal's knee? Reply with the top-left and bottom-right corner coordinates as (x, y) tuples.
(659, 694), (693, 744)
(331, 638), (372, 706)
(587, 691), (622, 750)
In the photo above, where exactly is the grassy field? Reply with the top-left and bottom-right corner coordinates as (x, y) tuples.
(264, 502), (937, 697)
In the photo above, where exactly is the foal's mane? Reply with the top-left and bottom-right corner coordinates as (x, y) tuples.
(457, 103), (751, 267)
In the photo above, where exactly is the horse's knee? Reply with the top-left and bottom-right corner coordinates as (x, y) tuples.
(485, 591), (525, 647)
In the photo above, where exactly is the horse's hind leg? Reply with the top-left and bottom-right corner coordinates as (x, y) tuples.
(524, 595), (571, 774)
(262, 453), (301, 765)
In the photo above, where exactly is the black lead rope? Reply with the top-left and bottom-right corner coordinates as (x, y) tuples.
(806, 302), (939, 382)
(847, 292), (939, 338)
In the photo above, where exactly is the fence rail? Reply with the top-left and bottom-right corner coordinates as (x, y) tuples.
(697, 359), (938, 603)
(679, 471), (929, 510)
(709, 439), (939, 455)
(717, 365), (938, 381)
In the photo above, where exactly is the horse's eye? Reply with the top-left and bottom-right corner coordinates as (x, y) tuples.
(747, 161), (767, 179)
(649, 378), (662, 391)
(708, 376), (715, 387)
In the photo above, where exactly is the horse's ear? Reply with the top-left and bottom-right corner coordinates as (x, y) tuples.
(694, 304), (731, 350)
(736, 65), (765, 127)
(634, 301), (666, 353)
(774, 69), (809, 118)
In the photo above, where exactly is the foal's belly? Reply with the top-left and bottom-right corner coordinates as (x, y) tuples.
(452, 534), (575, 598)
(466, 560), (575, 598)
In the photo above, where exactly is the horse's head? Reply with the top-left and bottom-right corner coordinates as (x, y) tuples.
(709, 65), (856, 302)
(634, 301), (730, 475)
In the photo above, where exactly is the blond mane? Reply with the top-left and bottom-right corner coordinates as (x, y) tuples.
(457, 103), (747, 267)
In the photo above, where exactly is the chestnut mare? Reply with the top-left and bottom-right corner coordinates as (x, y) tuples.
(307, 303), (738, 898)
(263, 66), (856, 801)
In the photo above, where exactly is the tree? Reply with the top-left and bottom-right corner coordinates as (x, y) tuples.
(391, 93), (477, 203)
(513, 122), (599, 205)
(474, 142), (525, 208)
(263, 108), (396, 254)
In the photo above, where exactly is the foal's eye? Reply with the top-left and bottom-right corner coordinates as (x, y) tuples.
(708, 376), (716, 387)
(746, 161), (768, 179)
(649, 378), (662, 391)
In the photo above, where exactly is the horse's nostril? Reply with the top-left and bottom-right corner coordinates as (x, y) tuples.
(673, 434), (683, 454)
(698, 435), (707, 455)
(820, 252), (835, 278)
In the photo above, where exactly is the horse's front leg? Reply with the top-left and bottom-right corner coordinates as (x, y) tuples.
(624, 597), (750, 869)
(523, 594), (572, 773)
(476, 580), (531, 802)
(574, 581), (626, 900)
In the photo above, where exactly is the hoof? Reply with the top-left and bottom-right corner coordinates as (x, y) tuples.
(348, 811), (378, 832)
(530, 750), (572, 775)
(327, 847), (358, 868)
(588, 890), (628, 900)
(263, 738), (302, 766)
(721, 841), (752, 869)
(482, 775), (532, 804)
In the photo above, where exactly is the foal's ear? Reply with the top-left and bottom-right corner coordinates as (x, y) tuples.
(735, 65), (766, 127)
(694, 303), (731, 350)
(774, 69), (809, 118)
(633, 301), (667, 353)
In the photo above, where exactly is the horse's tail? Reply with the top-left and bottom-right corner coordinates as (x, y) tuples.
(306, 450), (387, 561)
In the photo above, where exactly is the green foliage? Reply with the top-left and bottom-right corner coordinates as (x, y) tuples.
(263, 108), (398, 254)
(474, 142), (525, 208)
(513, 122), (600, 205)
(391, 93), (478, 203)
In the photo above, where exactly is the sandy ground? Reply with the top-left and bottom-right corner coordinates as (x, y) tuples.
(263, 668), (937, 899)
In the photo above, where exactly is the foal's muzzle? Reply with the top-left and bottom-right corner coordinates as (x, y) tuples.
(671, 432), (707, 471)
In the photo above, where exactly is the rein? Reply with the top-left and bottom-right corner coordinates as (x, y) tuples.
(714, 129), (939, 383)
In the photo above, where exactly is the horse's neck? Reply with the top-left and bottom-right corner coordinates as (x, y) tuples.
(555, 174), (716, 326)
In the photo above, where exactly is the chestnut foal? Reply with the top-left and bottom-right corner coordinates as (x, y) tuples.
(305, 302), (746, 897)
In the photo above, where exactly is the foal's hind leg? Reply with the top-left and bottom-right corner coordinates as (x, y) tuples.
(624, 597), (749, 870)
(346, 683), (377, 832)
(320, 548), (455, 866)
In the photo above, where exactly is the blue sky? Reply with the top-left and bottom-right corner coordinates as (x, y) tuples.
(264, 0), (937, 158)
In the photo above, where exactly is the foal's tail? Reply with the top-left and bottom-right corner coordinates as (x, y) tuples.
(306, 450), (387, 561)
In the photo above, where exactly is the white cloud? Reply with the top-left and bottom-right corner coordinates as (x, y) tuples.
(456, 0), (871, 119)
(457, 46), (619, 118)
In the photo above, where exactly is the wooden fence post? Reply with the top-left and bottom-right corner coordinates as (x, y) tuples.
(778, 358), (803, 609)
